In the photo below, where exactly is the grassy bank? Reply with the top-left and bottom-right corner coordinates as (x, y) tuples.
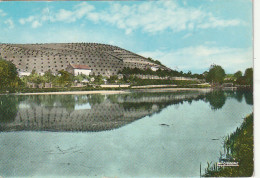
(204, 113), (253, 177)
(0, 82), (211, 94)
(0, 86), (126, 94)
(133, 79), (200, 86)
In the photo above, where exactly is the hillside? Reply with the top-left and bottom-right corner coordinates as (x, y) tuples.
(0, 43), (170, 76)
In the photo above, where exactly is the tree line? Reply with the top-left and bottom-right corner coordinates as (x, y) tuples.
(0, 58), (253, 92)
(204, 64), (253, 86)
(118, 67), (204, 79)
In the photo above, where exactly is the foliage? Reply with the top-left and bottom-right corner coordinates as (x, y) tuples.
(29, 71), (44, 84)
(206, 64), (226, 84)
(0, 59), (20, 90)
(132, 78), (199, 86)
(119, 67), (204, 79)
(204, 113), (254, 177)
(93, 75), (104, 85)
(17, 85), (124, 93)
(74, 74), (89, 83)
(54, 70), (74, 87)
(244, 68), (253, 85)
(234, 70), (243, 79)
(108, 75), (118, 83)
(43, 69), (55, 83)
(236, 68), (253, 86)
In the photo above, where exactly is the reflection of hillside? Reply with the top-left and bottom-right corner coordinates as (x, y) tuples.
(0, 91), (206, 132)
(110, 91), (207, 116)
(0, 90), (253, 132)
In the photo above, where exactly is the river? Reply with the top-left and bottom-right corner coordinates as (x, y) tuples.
(0, 89), (253, 177)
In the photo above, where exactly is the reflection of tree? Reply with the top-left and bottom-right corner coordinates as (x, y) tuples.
(21, 95), (91, 113)
(88, 94), (105, 105)
(244, 92), (253, 105)
(59, 95), (76, 113)
(0, 90), (254, 132)
(76, 95), (89, 105)
(205, 90), (226, 110)
(0, 95), (19, 123)
(107, 94), (120, 103)
(235, 91), (244, 103)
(40, 95), (57, 108)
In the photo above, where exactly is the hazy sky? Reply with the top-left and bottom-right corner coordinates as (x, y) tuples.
(0, 0), (253, 73)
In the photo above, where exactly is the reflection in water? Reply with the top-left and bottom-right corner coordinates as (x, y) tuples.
(205, 90), (226, 110)
(0, 90), (253, 132)
(0, 95), (19, 123)
(0, 90), (254, 177)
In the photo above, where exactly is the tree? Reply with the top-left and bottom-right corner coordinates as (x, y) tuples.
(244, 68), (253, 86)
(108, 75), (118, 83)
(56, 70), (73, 87)
(74, 74), (88, 83)
(234, 71), (242, 80)
(186, 71), (192, 78)
(28, 71), (44, 85)
(43, 69), (55, 83)
(206, 64), (226, 85)
(0, 59), (20, 90)
(94, 75), (104, 85)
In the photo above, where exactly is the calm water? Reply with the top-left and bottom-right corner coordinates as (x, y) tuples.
(0, 89), (253, 177)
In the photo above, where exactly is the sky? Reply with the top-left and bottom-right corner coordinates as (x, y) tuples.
(0, 0), (253, 74)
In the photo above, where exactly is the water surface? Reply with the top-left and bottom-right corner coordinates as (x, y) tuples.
(0, 90), (253, 177)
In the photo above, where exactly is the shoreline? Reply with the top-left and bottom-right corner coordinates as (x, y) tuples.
(7, 87), (213, 95)
(13, 90), (130, 96)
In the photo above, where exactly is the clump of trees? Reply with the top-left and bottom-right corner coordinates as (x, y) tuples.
(235, 68), (253, 86)
(204, 64), (253, 87)
(223, 68), (253, 87)
(55, 70), (74, 87)
(205, 64), (226, 85)
(0, 59), (21, 92)
(0, 57), (253, 92)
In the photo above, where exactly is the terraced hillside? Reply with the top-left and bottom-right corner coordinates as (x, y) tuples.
(0, 43), (169, 76)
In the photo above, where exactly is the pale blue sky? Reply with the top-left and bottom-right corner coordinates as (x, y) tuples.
(0, 0), (253, 73)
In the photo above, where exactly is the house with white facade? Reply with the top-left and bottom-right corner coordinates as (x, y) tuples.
(66, 63), (92, 76)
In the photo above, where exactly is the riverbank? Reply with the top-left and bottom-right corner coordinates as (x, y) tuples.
(4, 87), (213, 95)
(133, 88), (212, 93)
(13, 90), (130, 95)
(204, 113), (254, 177)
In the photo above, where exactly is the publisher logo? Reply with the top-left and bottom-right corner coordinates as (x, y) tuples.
(217, 162), (239, 167)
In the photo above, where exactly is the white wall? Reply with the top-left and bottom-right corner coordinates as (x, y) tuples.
(19, 72), (31, 77)
(74, 69), (91, 76)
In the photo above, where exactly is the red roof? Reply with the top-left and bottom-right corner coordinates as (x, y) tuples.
(70, 63), (91, 70)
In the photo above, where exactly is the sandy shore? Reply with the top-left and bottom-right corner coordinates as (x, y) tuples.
(15, 90), (130, 95)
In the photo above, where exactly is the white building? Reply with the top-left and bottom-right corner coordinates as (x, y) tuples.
(66, 63), (92, 76)
(18, 71), (31, 77)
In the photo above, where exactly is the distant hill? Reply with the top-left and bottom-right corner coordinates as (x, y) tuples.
(0, 43), (170, 76)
